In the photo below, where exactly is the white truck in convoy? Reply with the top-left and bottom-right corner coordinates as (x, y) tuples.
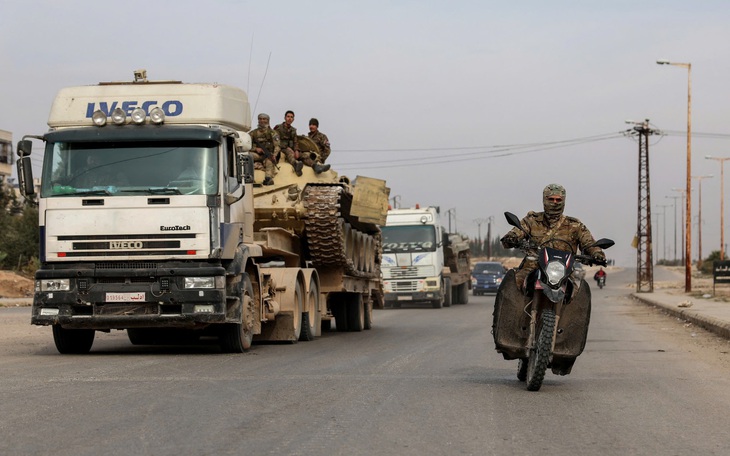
(15, 71), (389, 354)
(380, 206), (471, 308)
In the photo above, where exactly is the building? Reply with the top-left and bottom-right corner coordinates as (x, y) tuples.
(0, 129), (12, 185)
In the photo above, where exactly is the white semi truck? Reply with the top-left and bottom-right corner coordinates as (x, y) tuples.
(15, 71), (388, 354)
(380, 206), (471, 308)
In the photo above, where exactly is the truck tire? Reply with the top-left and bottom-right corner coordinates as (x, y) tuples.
(443, 277), (452, 307)
(220, 273), (254, 353)
(364, 296), (373, 330)
(299, 276), (320, 341)
(458, 283), (469, 305)
(52, 325), (95, 354)
(346, 294), (365, 331)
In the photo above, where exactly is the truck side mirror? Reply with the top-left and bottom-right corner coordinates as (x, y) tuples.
(16, 156), (35, 196)
(17, 140), (33, 157)
(237, 153), (254, 184)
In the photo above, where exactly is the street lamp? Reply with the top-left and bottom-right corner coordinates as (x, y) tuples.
(657, 59), (692, 291)
(665, 195), (680, 262)
(706, 155), (730, 260)
(692, 174), (713, 269)
(671, 187), (687, 264)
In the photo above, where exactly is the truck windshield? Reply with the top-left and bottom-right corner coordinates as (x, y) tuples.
(40, 140), (219, 197)
(381, 225), (437, 253)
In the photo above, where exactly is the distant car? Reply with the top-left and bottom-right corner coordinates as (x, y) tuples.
(572, 263), (586, 281)
(471, 261), (507, 295)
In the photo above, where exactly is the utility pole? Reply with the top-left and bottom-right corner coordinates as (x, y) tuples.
(706, 155), (730, 260)
(656, 204), (670, 263)
(665, 195), (680, 263)
(473, 218), (487, 256)
(626, 119), (657, 292)
(692, 174), (713, 269)
(671, 187), (687, 265)
(486, 216), (494, 259)
(447, 208), (456, 233)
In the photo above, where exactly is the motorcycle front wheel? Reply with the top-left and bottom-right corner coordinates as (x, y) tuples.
(526, 308), (556, 391)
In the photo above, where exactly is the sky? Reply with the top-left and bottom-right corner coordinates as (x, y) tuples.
(2, 0), (730, 267)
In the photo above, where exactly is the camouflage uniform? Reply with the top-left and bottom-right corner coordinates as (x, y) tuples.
(274, 122), (300, 168)
(250, 123), (280, 184)
(501, 184), (605, 290)
(308, 130), (331, 163)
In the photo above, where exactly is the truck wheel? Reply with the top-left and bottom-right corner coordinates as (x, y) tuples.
(220, 273), (254, 353)
(52, 325), (95, 354)
(458, 283), (469, 305)
(443, 277), (452, 307)
(364, 296), (373, 330)
(299, 276), (320, 341)
(431, 296), (443, 308)
(346, 294), (365, 331)
(332, 301), (348, 331)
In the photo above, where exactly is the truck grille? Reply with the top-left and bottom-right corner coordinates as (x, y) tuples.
(382, 266), (434, 280)
(391, 281), (418, 292)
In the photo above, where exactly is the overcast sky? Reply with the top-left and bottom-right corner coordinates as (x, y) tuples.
(2, 0), (730, 266)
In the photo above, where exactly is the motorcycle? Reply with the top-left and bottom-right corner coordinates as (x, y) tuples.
(492, 212), (614, 391)
(597, 275), (606, 289)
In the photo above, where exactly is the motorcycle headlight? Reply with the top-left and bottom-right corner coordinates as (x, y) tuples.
(545, 261), (566, 286)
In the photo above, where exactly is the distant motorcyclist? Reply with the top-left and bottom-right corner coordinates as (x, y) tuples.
(594, 267), (607, 286)
(500, 184), (606, 291)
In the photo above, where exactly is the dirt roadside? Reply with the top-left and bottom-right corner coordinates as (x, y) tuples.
(0, 270), (34, 304)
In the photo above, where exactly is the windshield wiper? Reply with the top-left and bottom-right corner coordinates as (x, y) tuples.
(69, 189), (112, 196)
(120, 187), (182, 195)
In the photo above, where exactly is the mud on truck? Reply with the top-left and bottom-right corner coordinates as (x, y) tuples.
(15, 70), (389, 354)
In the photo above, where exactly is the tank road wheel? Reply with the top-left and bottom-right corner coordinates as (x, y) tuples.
(53, 325), (95, 354)
(443, 277), (452, 307)
(299, 275), (320, 341)
(220, 273), (255, 353)
(363, 236), (374, 273)
(526, 309), (556, 391)
(347, 294), (365, 332)
(344, 222), (355, 269)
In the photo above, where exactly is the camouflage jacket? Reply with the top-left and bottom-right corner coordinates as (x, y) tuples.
(308, 130), (331, 162)
(250, 127), (280, 157)
(502, 211), (602, 256)
(274, 123), (298, 150)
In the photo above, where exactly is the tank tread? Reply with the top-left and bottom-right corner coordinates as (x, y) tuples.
(303, 185), (380, 278)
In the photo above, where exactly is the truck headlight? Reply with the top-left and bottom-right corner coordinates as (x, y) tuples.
(40, 279), (70, 292)
(184, 277), (224, 289)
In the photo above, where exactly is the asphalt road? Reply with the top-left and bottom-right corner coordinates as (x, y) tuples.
(1, 268), (729, 456)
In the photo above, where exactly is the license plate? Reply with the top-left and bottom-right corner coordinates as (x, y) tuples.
(397, 296), (412, 301)
(105, 292), (146, 302)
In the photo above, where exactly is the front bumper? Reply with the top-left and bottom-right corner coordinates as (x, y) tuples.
(384, 291), (443, 303)
(32, 262), (231, 330)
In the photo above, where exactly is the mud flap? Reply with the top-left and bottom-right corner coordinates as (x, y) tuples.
(492, 269), (530, 360)
(551, 279), (591, 375)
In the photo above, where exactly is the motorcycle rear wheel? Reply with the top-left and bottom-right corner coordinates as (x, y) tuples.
(526, 308), (556, 391)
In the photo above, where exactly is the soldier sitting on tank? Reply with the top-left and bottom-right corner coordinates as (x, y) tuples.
(250, 113), (279, 186)
(307, 118), (332, 166)
(274, 110), (330, 175)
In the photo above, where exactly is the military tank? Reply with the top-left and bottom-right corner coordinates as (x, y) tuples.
(252, 135), (390, 327)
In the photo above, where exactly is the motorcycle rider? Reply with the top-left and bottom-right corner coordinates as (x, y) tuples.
(594, 267), (607, 286)
(500, 184), (606, 291)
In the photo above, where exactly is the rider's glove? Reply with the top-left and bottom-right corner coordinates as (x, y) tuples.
(501, 234), (519, 248)
(591, 251), (606, 264)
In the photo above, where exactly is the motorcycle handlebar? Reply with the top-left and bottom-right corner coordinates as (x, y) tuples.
(576, 254), (607, 267)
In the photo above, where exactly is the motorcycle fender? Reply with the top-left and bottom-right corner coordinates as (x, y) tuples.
(553, 278), (591, 365)
(492, 269), (530, 360)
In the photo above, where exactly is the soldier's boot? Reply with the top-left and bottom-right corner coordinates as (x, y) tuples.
(263, 176), (274, 186)
(293, 161), (304, 177)
(313, 163), (331, 174)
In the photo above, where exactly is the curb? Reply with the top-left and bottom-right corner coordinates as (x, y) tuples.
(630, 293), (730, 340)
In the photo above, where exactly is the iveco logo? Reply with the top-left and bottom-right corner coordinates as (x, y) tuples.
(110, 241), (143, 249)
(161, 225), (191, 231)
